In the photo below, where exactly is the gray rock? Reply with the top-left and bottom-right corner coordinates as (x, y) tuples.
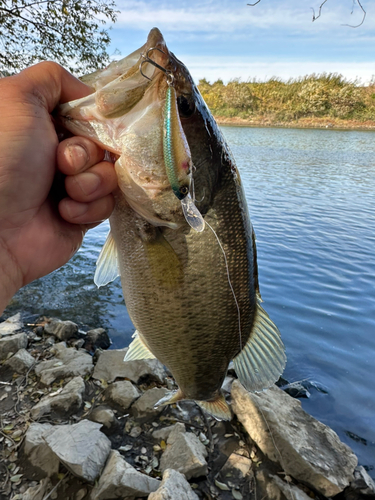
(89, 406), (116, 429)
(221, 452), (252, 480)
(231, 380), (358, 497)
(23, 423), (60, 478)
(30, 376), (85, 419)
(5, 348), (35, 374)
(105, 380), (141, 411)
(350, 466), (375, 496)
(0, 313), (23, 336)
(84, 327), (111, 351)
(44, 419), (111, 482)
(160, 423), (208, 480)
(91, 450), (160, 500)
(129, 425), (142, 438)
(0, 332), (28, 360)
(152, 423), (185, 443)
(44, 318), (78, 341)
(70, 338), (85, 349)
(256, 470), (313, 500)
(149, 469), (199, 500)
(35, 342), (93, 385)
(283, 381), (310, 399)
(221, 375), (235, 394)
(22, 478), (52, 500)
(75, 488), (88, 500)
(131, 387), (168, 423)
(92, 349), (167, 384)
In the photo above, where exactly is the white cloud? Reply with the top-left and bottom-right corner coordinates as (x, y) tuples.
(113, 0), (375, 34)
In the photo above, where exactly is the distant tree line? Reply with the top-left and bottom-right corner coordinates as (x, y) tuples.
(198, 73), (375, 122)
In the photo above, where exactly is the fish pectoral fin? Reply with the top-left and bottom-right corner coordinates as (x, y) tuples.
(124, 331), (156, 361)
(196, 393), (232, 421)
(233, 302), (286, 392)
(144, 230), (183, 288)
(94, 231), (120, 288)
(154, 389), (185, 409)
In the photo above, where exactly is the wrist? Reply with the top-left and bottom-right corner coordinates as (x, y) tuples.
(0, 237), (22, 315)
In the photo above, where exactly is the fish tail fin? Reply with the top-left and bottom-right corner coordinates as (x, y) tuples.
(196, 392), (232, 421)
(233, 301), (286, 392)
(154, 388), (185, 409)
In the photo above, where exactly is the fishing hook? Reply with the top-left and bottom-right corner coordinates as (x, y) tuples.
(140, 47), (174, 85)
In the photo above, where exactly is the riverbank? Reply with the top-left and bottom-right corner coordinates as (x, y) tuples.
(1, 313), (374, 500)
(214, 115), (375, 130)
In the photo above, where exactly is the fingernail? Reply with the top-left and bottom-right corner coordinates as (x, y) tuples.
(66, 144), (88, 171)
(65, 200), (89, 219)
(76, 172), (101, 196)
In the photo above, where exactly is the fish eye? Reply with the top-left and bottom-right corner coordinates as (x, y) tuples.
(179, 185), (189, 197)
(177, 95), (196, 118)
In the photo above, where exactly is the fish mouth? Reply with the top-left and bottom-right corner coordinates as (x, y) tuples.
(57, 27), (197, 142)
(57, 28), (202, 228)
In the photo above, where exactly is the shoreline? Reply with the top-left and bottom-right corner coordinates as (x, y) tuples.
(1, 313), (374, 499)
(214, 115), (375, 131)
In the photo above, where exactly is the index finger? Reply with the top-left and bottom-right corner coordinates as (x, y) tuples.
(13, 61), (93, 111)
(57, 136), (106, 175)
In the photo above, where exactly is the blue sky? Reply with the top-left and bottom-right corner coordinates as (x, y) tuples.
(107, 0), (375, 84)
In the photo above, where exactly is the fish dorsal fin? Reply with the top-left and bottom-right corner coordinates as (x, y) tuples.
(94, 231), (120, 288)
(123, 331), (156, 361)
(233, 302), (286, 392)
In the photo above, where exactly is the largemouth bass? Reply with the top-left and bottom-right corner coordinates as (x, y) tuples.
(58, 28), (286, 420)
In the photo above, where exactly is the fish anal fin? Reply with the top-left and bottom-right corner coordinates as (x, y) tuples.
(233, 302), (286, 392)
(94, 231), (120, 288)
(154, 389), (185, 409)
(197, 392), (232, 421)
(124, 331), (156, 361)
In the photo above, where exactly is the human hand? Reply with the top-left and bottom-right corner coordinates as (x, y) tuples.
(0, 62), (117, 314)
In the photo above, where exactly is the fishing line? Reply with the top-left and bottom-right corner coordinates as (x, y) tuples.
(204, 220), (242, 351)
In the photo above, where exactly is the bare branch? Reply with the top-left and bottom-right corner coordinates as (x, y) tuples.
(247, 0), (261, 5)
(311, 0), (329, 22)
(341, 0), (366, 28)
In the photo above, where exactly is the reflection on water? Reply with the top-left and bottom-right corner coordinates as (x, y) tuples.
(223, 126), (375, 475)
(3, 126), (375, 475)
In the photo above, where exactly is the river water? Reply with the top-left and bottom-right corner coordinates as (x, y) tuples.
(4, 126), (375, 476)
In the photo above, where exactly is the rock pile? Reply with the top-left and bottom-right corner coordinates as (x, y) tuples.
(0, 313), (373, 500)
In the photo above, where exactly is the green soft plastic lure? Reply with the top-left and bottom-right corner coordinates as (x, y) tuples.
(163, 85), (205, 232)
